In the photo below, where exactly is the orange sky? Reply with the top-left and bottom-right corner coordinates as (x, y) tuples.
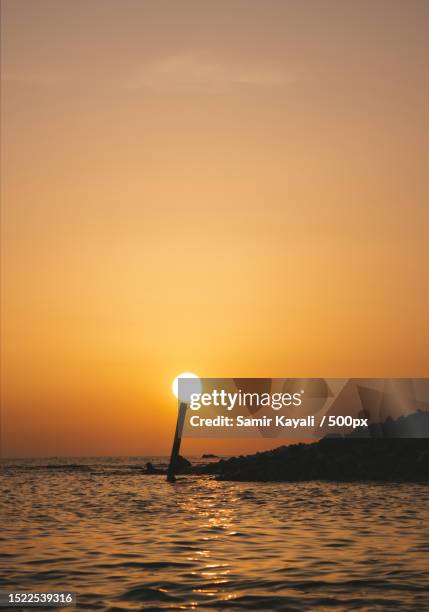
(1, 0), (428, 457)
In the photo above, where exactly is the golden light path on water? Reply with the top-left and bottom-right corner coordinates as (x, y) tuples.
(180, 479), (237, 606)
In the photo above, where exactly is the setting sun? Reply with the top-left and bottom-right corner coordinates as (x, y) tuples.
(172, 372), (201, 402)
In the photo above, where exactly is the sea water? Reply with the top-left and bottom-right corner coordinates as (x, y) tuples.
(1, 457), (428, 610)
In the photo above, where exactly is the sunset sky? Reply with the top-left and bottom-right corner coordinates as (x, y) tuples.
(1, 0), (428, 457)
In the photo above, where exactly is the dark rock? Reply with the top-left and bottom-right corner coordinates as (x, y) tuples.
(176, 455), (192, 473)
(145, 462), (160, 474)
(197, 411), (429, 482)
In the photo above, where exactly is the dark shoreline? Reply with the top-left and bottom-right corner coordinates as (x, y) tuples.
(181, 409), (429, 482)
(193, 438), (429, 482)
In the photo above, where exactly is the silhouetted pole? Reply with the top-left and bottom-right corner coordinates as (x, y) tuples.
(167, 402), (187, 482)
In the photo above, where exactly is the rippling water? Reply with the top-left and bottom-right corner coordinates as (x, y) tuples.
(1, 458), (429, 610)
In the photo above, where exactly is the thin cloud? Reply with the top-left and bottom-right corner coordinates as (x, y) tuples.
(128, 54), (293, 92)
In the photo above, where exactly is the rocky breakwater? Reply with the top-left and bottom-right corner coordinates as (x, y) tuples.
(198, 412), (429, 482)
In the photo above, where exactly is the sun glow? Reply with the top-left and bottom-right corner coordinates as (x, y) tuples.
(172, 372), (202, 402)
